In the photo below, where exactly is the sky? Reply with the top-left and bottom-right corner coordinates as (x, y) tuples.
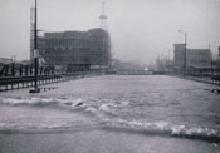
(0, 0), (220, 64)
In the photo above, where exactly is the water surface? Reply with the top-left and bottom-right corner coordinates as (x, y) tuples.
(0, 75), (220, 152)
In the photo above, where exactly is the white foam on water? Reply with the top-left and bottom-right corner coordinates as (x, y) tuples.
(171, 125), (186, 134)
(99, 104), (109, 111)
(155, 121), (169, 130)
(185, 128), (218, 136)
(1, 96), (219, 140)
(2, 98), (29, 104)
(46, 124), (63, 129)
(101, 118), (220, 139)
(120, 101), (129, 106)
(1, 97), (88, 107)
(171, 124), (218, 136)
(56, 98), (71, 104)
(85, 107), (98, 113)
(99, 103), (117, 111)
(2, 97), (56, 105)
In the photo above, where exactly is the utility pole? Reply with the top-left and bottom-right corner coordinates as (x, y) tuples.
(30, 0), (40, 93)
(218, 46), (220, 56)
(209, 44), (213, 76)
(184, 32), (187, 78)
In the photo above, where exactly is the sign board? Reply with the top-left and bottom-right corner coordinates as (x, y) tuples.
(33, 49), (39, 58)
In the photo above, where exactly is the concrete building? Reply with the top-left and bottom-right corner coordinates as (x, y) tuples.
(30, 2), (112, 73)
(111, 59), (150, 75)
(212, 53), (220, 74)
(30, 28), (112, 72)
(186, 49), (211, 69)
(173, 44), (211, 70)
(173, 44), (186, 68)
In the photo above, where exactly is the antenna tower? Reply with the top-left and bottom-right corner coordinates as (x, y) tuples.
(99, 1), (108, 30)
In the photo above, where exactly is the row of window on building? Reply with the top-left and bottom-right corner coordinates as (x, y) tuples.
(30, 28), (112, 69)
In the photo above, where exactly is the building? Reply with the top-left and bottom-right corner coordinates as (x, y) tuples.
(30, 4), (112, 73)
(173, 44), (211, 70)
(212, 54), (220, 74)
(30, 28), (112, 72)
(111, 59), (150, 75)
(186, 49), (211, 69)
(173, 44), (186, 68)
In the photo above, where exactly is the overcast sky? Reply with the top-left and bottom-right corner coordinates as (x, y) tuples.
(0, 0), (220, 63)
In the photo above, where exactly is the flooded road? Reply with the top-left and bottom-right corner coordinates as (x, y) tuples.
(0, 75), (220, 153)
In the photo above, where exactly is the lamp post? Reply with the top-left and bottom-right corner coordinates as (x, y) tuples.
(178, 30), (187, 78)
(30, 0), (40, 93)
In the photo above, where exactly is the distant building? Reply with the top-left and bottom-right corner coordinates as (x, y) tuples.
(30, 2), (112, 72)
(212, 54), (220, 73)
(186, 49), (211, 69)
(173, 44), (211, 69)
(173, 44), (186, 68)
(111, 59), (150, 75)
(30, 28), (112, 72)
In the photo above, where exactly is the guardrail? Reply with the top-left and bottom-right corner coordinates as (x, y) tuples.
(0, 75), (63, 91)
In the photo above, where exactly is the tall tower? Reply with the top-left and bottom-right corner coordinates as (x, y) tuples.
(98, 1), (112, 68)
(99, 1), (108, 30)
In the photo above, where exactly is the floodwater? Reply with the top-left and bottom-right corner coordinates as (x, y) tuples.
(0, 75), (220, 153)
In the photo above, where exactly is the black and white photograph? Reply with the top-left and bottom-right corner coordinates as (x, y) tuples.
(0, 0), (220, 152)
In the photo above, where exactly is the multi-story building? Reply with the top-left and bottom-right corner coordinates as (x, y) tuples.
(173, 44), (186, 68)
(30, 2), (112, 73)
(186, 49), (211, 69)
(30, 28), (112, 72)
(173, 44), (211, 69)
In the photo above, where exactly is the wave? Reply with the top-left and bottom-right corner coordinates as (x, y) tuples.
(101, 119), (220, 143)
(0, 118), (219, 143)
(0, 97), (88, 108)
(0, 98), (131, 119)
(1, 98), (58, 107)
(99, 103), (117, 111)
(0, 126), (96, 134)
(1, 97), (220, 142)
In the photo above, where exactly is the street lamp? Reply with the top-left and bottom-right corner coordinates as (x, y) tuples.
(29, 0), (40, 93)
(178, 30), (187, 78)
